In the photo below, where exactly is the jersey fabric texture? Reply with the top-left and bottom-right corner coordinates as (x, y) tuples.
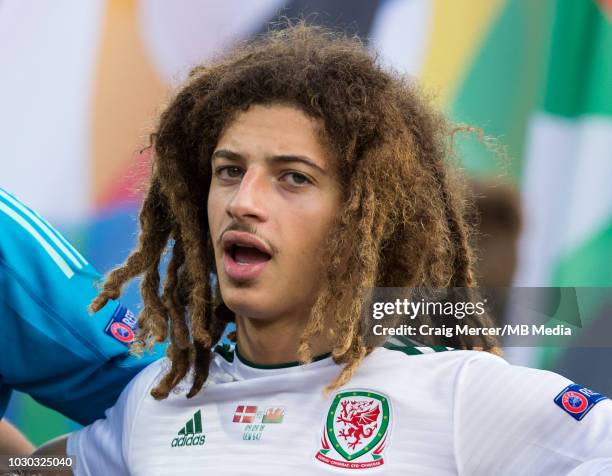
(0, 188), (167, 425)
(68, 345), (612, 475)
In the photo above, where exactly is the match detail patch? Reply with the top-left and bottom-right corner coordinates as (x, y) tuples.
(232, 405), (285, 440)
(554, 384), (608, 421)
(104, 305), (138, 345)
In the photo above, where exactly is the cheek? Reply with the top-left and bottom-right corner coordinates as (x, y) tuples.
(292, 196), (340, 253)
(207, 189), (223, 236)
(315, 189), (342, 231)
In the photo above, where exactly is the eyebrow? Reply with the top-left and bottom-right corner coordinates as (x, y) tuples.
(211, 149), (327, 174)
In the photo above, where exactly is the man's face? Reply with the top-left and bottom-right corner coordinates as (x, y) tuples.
(208, 104), (342, 321)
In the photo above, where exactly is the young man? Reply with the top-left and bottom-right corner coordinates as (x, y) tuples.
(0, 187), (166, 452)
(41, 24), (611, 474)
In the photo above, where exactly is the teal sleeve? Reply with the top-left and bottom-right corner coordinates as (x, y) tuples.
(0, 188), (167, 425)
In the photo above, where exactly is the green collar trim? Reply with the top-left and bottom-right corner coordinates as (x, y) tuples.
(213, 343), (235, 363)
(235, 347), (332, 369)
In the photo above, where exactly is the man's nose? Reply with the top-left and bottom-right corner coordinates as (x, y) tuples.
(226, 168), (270, 223)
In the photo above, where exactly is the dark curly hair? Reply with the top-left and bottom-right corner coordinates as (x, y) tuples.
(90, 22), (500, 400)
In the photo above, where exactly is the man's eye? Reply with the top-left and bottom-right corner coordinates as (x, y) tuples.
(217, 166), (243, 179)
(282, 172), (312, 187)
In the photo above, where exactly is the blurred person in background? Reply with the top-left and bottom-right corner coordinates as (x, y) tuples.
(470, 179), (522, 289)
(468, 179), (522, 325)
(0, 188), (166, 455)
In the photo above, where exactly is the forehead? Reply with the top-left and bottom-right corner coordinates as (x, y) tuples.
(215, 104), (332, 168)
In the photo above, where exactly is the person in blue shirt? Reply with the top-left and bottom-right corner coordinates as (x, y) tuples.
(0, 188), (167, 451)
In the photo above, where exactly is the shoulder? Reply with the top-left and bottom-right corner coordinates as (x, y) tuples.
(454, 351), (612, 427)
(363, 343), (502, 401)
(453, 353), (612, 474)
(454, 350), (578, 404)
(66, 358), (171, 475)
(371, 344), (605, 410)
(375, 339), (500, 375)
(89, 357), (171, 434)
(124, 357), (172, 404)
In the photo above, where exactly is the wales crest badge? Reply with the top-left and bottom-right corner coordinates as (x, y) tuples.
(315, 390), (391, 470)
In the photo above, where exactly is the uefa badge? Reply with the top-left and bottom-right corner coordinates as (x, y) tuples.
(554, 383), (608, 421)
(104, 305), (137, 346)
(315, 390), (391, 470)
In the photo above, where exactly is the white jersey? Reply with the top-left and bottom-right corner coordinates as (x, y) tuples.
(68, 345), (612, 475)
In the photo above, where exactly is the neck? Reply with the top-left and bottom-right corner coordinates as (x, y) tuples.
(234, 312), (331, 365)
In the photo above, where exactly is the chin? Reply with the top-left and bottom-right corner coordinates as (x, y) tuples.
(220, 287), (277, 321)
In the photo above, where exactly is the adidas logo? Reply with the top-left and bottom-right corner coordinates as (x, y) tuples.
(171, 410), (206, 448)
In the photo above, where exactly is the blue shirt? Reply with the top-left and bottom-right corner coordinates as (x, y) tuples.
(0, 188), (166, 425)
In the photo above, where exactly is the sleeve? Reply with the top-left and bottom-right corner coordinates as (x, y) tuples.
(67, 359), (165, 476)
(0, 188), (167, 424)
(454, 353), (612, 475)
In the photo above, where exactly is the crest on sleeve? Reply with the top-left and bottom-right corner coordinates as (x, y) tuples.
(315, 389), (391, 470)
(554, 383), (608, 421)
(104, 305), (138, 345)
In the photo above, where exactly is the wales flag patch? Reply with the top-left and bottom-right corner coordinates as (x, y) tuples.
(315, 389), (391, 470)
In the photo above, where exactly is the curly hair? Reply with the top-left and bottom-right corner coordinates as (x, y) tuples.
(90, 22), (500, 400)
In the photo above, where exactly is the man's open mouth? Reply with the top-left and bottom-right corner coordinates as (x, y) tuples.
(230, 244), (272, 265)
(221, 231), (273, 280)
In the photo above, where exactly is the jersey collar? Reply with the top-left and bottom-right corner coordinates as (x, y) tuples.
(221, 345), (337, 380)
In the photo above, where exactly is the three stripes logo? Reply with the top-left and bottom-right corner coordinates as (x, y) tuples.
(170, 410), (206, 448)
(0, 188), (89, 279)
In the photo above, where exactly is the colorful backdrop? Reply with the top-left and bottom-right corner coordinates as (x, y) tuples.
(1, 0), (610, 445)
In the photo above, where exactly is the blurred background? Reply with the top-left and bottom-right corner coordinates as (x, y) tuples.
(1, 0), (610, 445)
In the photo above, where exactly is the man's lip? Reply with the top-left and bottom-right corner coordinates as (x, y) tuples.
(221, 230), (273, 256)
(223, 252), (268, 282)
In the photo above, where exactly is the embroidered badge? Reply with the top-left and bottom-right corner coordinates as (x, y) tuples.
(315, 390), (391, 470)
(104, 305), (138, 345)
(554, 383), (608, 421)
(232, 405), (285, 440)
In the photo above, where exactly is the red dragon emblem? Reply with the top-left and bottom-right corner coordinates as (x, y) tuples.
(316, 390), (390, 469)
(336, 399), (380, 450)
